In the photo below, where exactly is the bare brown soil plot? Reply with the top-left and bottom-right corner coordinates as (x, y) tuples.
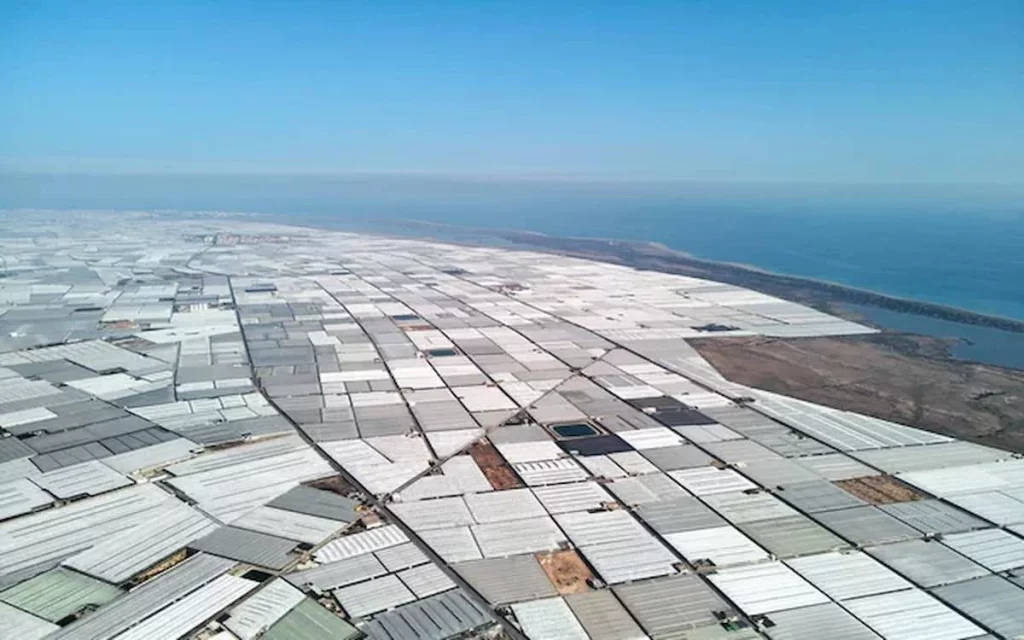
(308, 474), (359, 497)
(469, 441), (523, 490)
(690, 335), (1024, 453)
(128, 549), (188, 587)
(836, 476), (922, 504)
(536, 550), (594, 594)
(481, 466), (523, 491)
(468, 441), (505, 466)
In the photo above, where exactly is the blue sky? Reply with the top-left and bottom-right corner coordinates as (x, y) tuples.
(2, 1), (1021, 183)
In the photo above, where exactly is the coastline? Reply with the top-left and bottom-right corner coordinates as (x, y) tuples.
(467, 226), (1024, 333)
(341, 217), (1024, 449)
(135, 210), (1024, 332)
(228, 211), (1024, 369)
(171, 211), (1024, 449)
(354, 218), (1024, 371)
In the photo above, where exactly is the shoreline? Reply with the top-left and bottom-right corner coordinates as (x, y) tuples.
(171, 210), (1024, 371)
(384, 218), (1024, 334)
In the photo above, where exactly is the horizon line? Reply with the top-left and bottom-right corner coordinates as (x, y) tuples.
(2, 169), (1024, 189)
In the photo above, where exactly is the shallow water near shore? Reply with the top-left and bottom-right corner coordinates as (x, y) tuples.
(296, 204), (1024, 321)
(847, 305), (1024, 370)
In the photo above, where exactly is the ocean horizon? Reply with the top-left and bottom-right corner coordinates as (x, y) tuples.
(3, 173), (1023, 321)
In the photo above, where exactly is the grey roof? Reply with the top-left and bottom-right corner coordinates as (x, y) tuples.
(0, 484), (170, 579)
(578, 535), (679, 585)
(640, 445), (714, 471)
(164, 434), (306, 476)
(224, 578), (305, 640)
(165, 442), (333, 523)
(785, 551), (913, 602)
(454, 556), (556, 605)
(931, 575), (1024, 639)
(707, 561), (830, 617)
(31, 443), (115, 472)
(776, 481), (868, 514)
(530, 481), (613, 515)
(606, 472), (690, 506)
(375, 542), (429, 572)
(7, 360), (95, 384)
(511, 596), (590, 640)
(636, 496), (727, 535)
(390, 497), (474, 531)
(0, 478), (53, 521)
(50, 553), (236, 640)
(114, 573), (258, 640)
(0, 457), (41, 485)
(555, 509), (651, 547)
(396, 563), (456, 598)
(877, 500), (989, 535)
(231, 506), (345, 545)
(465, 488), (546, 523)
(286, 553), (388, 591)
(564, 589), (648, 640)
(851, 441), (1010, 474)
(0, 567), (121, 623)
(417, 526), (482, 564)
(841, 588), (984, 639)
(118, 387), (176, 408)
(411, 401), (478, 432)
(942, 529), (1024, 572)
(812, 506), (922, 546)
(702, 491), (800, 525)
(738, 516), (849, 559)
(315, 525), (409, 563)
(487, 423), (552, 444)
(300, 420), (360, 441)
(0, 601), (57, 640)
(471, 516), (565, 558)
(761, 603), (881, 640)
(30, 460), (132, 499)
(865, 540), (989, 588)
(363, 589), (493, 640)
(25, 416), (156, 454)
(62, 501), (217, 584)
(793, 453), (879, 482)
(16, 340), (169, 376)
(267, 484), (361, 522)
(742, 458), (822, 488)
(613, 574), (736, 636)
(191, 526), (299, 570)
(746, 430), (838, 459)
(0, 437), (36, 464)
(173, 417), (291, 446)
(262, 598), (362, 640)
(333, 574), (416, 617)
(96, 427), (180, 456)
(0, 558), (63, 593)
(704, 439), (782, 463)
(21, 402), (124, 432)
(100, 437), (196, 474)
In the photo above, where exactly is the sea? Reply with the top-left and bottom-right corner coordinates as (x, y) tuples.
(298, 196), (1024, 369)
(3, 174), (1022, 367)
(369, 207), (1024, 322)
(323, 204), (1024, 370)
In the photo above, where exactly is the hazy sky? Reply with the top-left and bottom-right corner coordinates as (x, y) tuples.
(2, 1), (1021, 183)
